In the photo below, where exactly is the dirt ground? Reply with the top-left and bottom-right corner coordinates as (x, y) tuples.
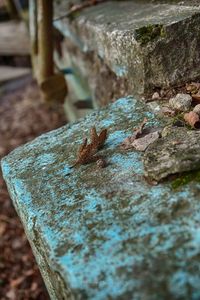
(0, 77), (67, 299)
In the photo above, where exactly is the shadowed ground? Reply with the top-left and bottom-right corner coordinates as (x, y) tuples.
(0, 78), (66, 299)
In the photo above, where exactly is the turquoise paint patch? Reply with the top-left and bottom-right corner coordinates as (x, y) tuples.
(111, 152), (143, 173)
(2, 96), (200, 300)
(100, 118), (115, 127)
(1, 160), (10, 177)
(113, 65), (128, 77)
(107, 130), (128, 149)
(35, 153), (56, 168)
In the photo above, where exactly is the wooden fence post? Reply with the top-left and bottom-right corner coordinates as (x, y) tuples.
(37, 0), (54, 83)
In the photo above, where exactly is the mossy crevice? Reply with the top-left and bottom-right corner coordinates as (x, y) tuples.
(171, 170), (200, 189)
(135, 24), (166, 45)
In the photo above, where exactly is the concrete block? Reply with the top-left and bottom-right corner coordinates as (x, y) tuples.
(2, 96), (200, 299)
(54, 1), (200, 101)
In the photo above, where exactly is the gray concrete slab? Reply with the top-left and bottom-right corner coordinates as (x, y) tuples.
(54, 1), (200, 99)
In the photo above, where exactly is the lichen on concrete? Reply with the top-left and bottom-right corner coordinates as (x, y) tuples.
(2, 97), (200, 299)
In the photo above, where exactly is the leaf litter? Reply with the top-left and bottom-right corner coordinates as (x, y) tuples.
(0, 79), (66, 299)
(121, 118), (160, 151)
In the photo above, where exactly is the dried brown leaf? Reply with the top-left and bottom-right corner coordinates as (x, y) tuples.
(98, 128), (107, 149)
(30, 282), (38, 292)
(186, 82), (200, 94)
(10, 276), (25, 288)
(24, 269), (35, 277)
(135, 117), (147, 138)
(184, 111), (200, 128)
(74, 143), (97, 166)
(6, 289), (16, 300)
(90, 127), (98, 145)
(192, 93), (200, 102)
(72, 126), (108, 167)
(121, 118), (148, 149)
(90, 126), (107, 149)
(77, 138), (87, 155)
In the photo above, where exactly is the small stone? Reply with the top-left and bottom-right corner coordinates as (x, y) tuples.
(159, 106), (176, 117)
(96, 158), (107, 168)
(186, 82), (200, 94)
(6, 289), (16, 300)
(169, 93), (192, 112)
(193, 104), (200, 116)
(152, 92), (160, 100)
(184, 111), (200, 128)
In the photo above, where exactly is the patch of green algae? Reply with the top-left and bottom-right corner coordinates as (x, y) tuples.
(135, 24), (166, 45)
(172, 170), (200, 190)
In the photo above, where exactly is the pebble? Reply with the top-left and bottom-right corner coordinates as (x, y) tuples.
(152, 92), (160, 100)
(96, 158), (107, 168)
(169, 93), (192, 112)
(193, 104), (200, 116)
(184, 111), (200, 128)
(159, 106), (176, 117)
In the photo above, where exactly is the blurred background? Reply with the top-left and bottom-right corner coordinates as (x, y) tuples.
(0, 1), (68, 299)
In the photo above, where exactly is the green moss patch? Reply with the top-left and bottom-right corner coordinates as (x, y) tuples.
(135, 24), (166, 45)
(172, 170), (200, 189)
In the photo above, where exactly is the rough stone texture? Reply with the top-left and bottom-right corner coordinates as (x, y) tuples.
(193, 104), (200, 116)
(143, 126), (200, 181)
(54, 0), (200, 6)
(2, 97), (200, 299)
(169, 93), (192, 112)
(54, 1), (200, 99)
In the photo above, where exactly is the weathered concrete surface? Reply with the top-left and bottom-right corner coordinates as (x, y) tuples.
(2, 97), (200, 299)
(54, 1), (200, 99)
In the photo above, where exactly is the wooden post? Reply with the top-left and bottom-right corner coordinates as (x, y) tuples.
(37, 0), (54, 83)
(29, 0), (38, 77)
(35, 0), (67, 103)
